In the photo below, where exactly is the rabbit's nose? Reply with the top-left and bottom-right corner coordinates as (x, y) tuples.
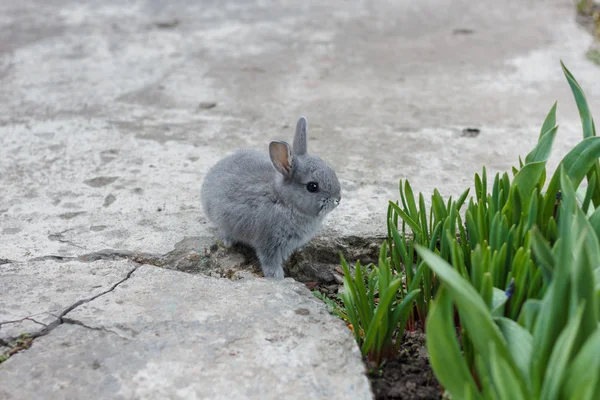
(335, 198), (340, 205)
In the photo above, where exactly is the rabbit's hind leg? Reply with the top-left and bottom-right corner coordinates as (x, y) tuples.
(256, 248), (284, 279)
(217, 230), (235, 247)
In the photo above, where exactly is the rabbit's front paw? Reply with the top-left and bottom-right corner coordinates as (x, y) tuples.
(219, 234), (234, 247)
(263, 266), (285, 280)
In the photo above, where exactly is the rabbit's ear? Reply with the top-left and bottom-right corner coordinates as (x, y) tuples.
(269, 141), (294, 177)
(293, 116), (307, 155)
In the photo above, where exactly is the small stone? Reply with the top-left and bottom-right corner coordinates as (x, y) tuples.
(84, 176), (118, 188)
(333, 273), (344, 285)
(230, 270), (255, 280)
(198, 102), (217, 110)
(58, 211), (86, 220)
(103, 194), (116, 207)
(154, 19), (179, 29)
(461, 128), (480, 137)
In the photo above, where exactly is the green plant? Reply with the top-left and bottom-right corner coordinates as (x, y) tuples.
(387, 62), (600, 328)
(0, 333), (33, 364)
(577, 0), (595, 15)
(338, 61), (600, 376)
(586, 48), (600, 66)
(420, 169), (600, 399)
(312, 290), (348, 321)
(387, 125), (554, 325)
(339, 242), (420, 366)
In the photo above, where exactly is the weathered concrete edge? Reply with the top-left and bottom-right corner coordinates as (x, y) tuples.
(0, 262), (139, 358)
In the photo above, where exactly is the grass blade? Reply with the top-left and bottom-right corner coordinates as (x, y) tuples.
(426, 286), (482, 400)
(526, 125), (558, 164)
(415, 244), (526, 392)
(495, 317), (533, 383)
(539, 304), (585, 400)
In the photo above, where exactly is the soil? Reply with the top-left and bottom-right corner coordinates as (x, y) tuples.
(368, 331), (442, 400)
(308, 282), (443, 399)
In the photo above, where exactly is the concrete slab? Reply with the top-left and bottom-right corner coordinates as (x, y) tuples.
(1, 0), (600, 398)
(1, 0), (599, 267)
(0, 259), (136, 340)
(0, 263), (372, 400)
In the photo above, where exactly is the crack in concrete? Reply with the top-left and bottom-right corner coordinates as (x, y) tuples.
(48, 229), (86, 250)
(29, 249), (161, 265)
(0, 264), (139, 362)
(62, 317), (129, 340)
(1, 235), (381, 359)
(55, 238), (86, 249)
(20, 233), (383, 282)
(0, 317), (47, 328)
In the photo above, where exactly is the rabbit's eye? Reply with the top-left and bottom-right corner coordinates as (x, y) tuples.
(306, 182), (319, 193)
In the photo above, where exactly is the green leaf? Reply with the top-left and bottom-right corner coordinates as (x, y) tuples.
(353, 261), (372, 331)
(562, 328), (600, 400)
(518, 299), (542, 332)
(488, 343), (528, 400)
(539, 304), (585, 400)
(509, 186), (522, 226)
(390, 289), (421, 348)
(571, 233), (600, 353)
(404, 180), (419, 220)
(530, 227), (554, 284)
(589, 206), (600, 241)
(481, 272), (493, 310)
(504, 161), (546, 216)
(418, 193), (429, 243)
(581, 174), (597, 215)
(491, 288), (508, 317)
(340, 256), (362, 344)
(426, 286), (482, 400)
(432, 189), (447, 222)
(456, 188), (471, 211)
(561, 61), (596, 138)
(415, 244), (527, 393)
(526, 125), (558, 164)
(526, 187), (539, 231)
(532, 169), (579, 395)
(495, 317), (533, 384)
(389, 201), (422, 238)
(543, 136), (600, 219)
(361, 278), (403, 355)
(466, 209), (479, 249)
(539, 101), (558, 141)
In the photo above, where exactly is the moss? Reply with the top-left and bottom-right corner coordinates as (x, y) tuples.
(0, 333), (34, 364)
(586, 48), (600, 65)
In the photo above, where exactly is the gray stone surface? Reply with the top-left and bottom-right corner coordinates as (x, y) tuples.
(0, 259), (135, 340)
(1, 0), (599, 266)
(0, 263), (371, 400)
(1, 0), (600, 398)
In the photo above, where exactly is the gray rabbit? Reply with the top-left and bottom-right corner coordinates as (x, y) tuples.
(200, 117), (341, 279)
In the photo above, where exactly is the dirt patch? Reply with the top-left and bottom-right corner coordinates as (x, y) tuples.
(369, 331), (442, 400)
(311, 285), (443, 399)
(148, 235), (384, 284)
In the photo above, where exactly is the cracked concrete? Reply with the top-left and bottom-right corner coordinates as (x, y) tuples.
(2, 0), (600, 269)
(0, 264), (371, 399)
(1, 0), (600, 398)
(0, 259), (137, 342)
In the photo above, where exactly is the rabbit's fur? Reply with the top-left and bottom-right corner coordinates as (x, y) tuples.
(201, 117), (341, 279)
